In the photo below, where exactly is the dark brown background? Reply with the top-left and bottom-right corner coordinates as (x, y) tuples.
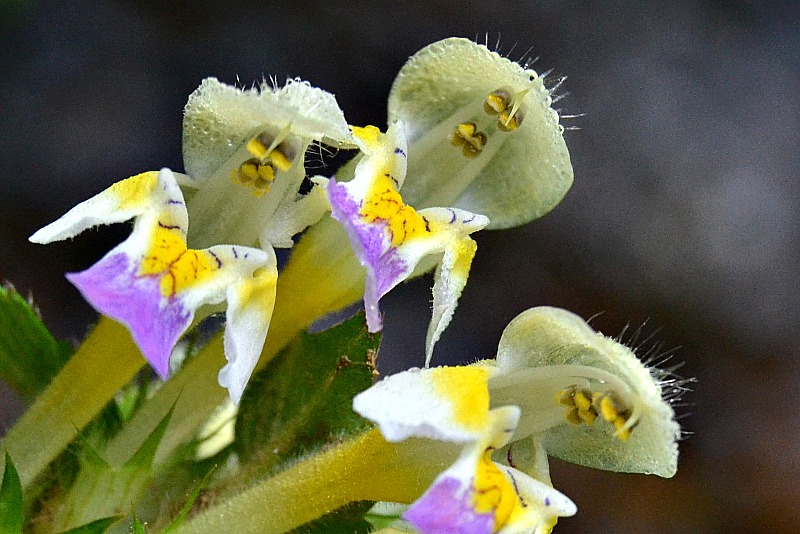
(1, 1), (798, 532)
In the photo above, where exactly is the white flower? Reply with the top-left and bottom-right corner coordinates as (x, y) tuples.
(353, 306), (682, 533)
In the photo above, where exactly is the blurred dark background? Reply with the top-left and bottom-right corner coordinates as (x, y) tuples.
(1, 1), (798, 532)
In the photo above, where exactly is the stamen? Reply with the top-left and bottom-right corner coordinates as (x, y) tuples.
(556, 386), (598, 426)
(232, 158), (277, 197)
(246, 137), (270, 160)
(484, 89), (511, 115)
(269, 144), (294, 172)
(450, 122), (487, 158)
(235, 160), (259, 184)
(555, 385), (636, 441)
(491, 364), (641, 442)
(483, 87), (527, 132)
(234, 130), (297, 197)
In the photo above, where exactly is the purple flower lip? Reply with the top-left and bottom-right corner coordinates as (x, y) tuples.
(327, 176), (407, 332)
(67, 252), (192, 379)
(403, 477), (496, 534)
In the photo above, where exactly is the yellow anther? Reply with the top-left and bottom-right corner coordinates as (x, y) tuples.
(598, 395), (620, 423)
(246, 138), (269, 160)
(484, 91), (509, 115)
(252, 182), (269, 198)
(450, 122), (487, 158)
(484, 88), (525, 132)
(234, 156), (278, 196)
(572, 390), (597, 425)
(595, 394), (634, 441)
(239, 162), (260, 183)
(269, 148), (293, 172)
(457, 122), (477, 138)
(246, 131), (295, 176)
(578, 408), (597, 426)
(573, 391), (592, 412)
(258, 164), (275, 183)
(558, 386), (634, 438)
(497, 110), (524, 132)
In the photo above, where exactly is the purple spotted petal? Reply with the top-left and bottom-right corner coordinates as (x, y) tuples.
(403, 477), (495, 534)
(66, 252), (192, 379)
(328, 177), (409, 331)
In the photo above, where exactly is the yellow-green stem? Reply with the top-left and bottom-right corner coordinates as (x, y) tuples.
(2, 318), (144, 488)
(106, 219), (366, 465)
(174, 429), (454, 534)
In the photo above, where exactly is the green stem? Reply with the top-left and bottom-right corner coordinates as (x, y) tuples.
(174, 429), (455, 534)
(106, 219), (366, 465)
(2, 318), (144, 489)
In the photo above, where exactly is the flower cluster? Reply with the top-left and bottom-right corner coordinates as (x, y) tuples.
(31, 38), (572, 401)
(21, 36), (682, 534)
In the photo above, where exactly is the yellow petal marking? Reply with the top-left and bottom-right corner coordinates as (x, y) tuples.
(429, 366), (490, 431)
(450, 237), (478, 281)
(351, 124), (382, 149)
(472, 448), (520, 530)
(140, 226), (222, 297)
(236, 266), (278, 315)
(109, 171), (159, 207)
(360, 173), (430, 247)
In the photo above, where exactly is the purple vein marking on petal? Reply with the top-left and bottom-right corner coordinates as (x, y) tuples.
(209, 250), (222, 268)
(327, 177), (409, 331)
(404, 477), (495, 534)
(507, 470), (527, 508)
(157, 221), (183, 231)
(66, 252), (192, 379)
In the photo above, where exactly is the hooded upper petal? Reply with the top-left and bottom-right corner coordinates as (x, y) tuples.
(494, 306), (681, 478)
(388, 37), (573, 229)
(183, 77), (354, 183)
(181, 77), (353, 250)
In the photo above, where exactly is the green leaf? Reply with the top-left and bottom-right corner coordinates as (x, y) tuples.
(37, 405), (175, 532)
(126, 404), (175, 470)
(0, 452), (23, 534)
(291, 501), (374, 533)
(0, 284), (72, 399)
(235, 313), (380, 476)
(131, 513), (147, 533)
(56, 515), (122, 533)
(162, 468), (215, 533)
